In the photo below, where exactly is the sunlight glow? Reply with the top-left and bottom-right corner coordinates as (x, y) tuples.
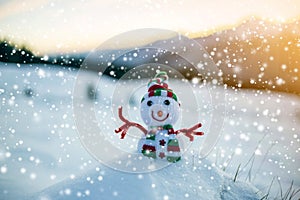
(0, 0), (299, 53)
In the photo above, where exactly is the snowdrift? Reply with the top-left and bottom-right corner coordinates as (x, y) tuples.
(33, 156), (259, 200)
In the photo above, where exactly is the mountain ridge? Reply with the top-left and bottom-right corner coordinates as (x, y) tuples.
(1, 17), (299, 94)
(195, 17), (300, 94)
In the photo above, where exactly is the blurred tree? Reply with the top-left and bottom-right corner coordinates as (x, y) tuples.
(0, 39), (36, 63)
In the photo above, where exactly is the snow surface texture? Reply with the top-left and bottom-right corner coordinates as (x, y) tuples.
(0, 63), (299, 199)
(34, 156), (259, 200)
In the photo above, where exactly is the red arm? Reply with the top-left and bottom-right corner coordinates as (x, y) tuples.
(175, 123), (204, 141)
(115, 106), (147, 139)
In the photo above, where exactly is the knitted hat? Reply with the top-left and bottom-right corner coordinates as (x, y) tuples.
(141, 71), (178, 103)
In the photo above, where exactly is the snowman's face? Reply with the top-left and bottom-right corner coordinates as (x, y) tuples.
(140, 96), (180, 127)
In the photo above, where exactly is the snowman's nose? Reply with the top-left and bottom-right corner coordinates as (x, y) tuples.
(157, 110), (163, 117)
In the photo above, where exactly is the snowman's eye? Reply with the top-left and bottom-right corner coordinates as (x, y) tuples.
(147, 100), (153, 106)
(164, 100), (170, 105)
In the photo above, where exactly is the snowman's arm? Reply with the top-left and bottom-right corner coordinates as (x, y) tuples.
(175, 123), (204, 141)
(115, 106), (147, 139)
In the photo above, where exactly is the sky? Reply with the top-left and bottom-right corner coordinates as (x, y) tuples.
(0, 0), (299, 54)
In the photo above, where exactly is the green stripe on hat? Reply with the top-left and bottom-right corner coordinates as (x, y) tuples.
(154, 89), (161, 96)
(154, 71), (168, 81)
(172, 93), (177, 101)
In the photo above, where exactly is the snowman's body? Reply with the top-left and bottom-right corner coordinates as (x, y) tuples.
(138, 125), (181, 162)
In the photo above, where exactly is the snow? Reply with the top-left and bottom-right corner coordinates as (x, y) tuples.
(33, 156), (259, 200)
(0, 62), (299, 199)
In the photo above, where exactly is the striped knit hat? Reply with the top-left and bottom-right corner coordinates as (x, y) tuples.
(141, 71), (178, 103)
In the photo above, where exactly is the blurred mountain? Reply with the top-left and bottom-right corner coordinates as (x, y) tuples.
(1, 17), (299, 94)
(196, 17), (300, 94)
(86, 17), (300, 94)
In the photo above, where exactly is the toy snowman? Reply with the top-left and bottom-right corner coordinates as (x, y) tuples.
(115, 71), (204, 163)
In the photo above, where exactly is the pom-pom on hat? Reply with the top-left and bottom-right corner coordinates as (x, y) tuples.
(141, 71), (178, 103)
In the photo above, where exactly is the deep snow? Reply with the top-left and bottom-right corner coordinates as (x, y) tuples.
(0, 62), (299, 199)
(33, 156), (259, 200)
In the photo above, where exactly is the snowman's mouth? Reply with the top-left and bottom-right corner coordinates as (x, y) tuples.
(151, 111), (169, 122)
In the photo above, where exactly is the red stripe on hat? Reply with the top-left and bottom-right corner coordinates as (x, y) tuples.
(167, 91), (173, 98)
(149, 90), (154, 97)
(148, 84), (165, 92)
